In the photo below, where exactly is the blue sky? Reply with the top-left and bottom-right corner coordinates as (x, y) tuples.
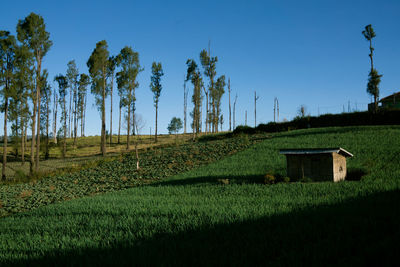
(1, 0), (400, 135)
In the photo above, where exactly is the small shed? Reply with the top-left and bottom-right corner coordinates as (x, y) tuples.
(279, 148), (353, 182)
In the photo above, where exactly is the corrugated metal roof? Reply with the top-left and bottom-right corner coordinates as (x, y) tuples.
(279, 147), (353, 157)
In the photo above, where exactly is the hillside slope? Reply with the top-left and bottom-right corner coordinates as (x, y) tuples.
(1, 126), (399, 265)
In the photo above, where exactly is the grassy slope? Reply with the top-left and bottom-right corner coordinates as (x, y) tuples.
(1, 126), (400, 265)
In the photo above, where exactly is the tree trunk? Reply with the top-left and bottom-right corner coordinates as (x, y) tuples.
(203, 87), (208, 135)
(127, 90), (131, 150)
(101, 70), (106, 156)
(69, 85), (72, 138)
(35, 79), (41, 172)
(2, 98), (8, 181)
(135, 125), (140, 170)
(45, 98), (50, 160)
(63, 98), (67, 158)
(155, 102), (158, 143)
(110, 75), (113, 145)
(21, 120), (25, 165)
(73, 86), (77, 147)
(184, 81), (187, 134)
(369, 39), (374, 71)
(53, 89), (57, 144)
(30, 98), (37, 175)
(118, 102), (121, 144)
(228, 79), (231, 131)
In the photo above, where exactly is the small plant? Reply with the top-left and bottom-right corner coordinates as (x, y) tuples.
(264, 174), (276, 184)
(217, 178), (229, 185)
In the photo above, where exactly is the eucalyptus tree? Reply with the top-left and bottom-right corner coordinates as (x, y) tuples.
(0, 31), (16, 180)
(150, 62), (164, 143)
(186, 59), (203, 140)
(54, 74), (68, 158)
(12, 44), (33, 165)
(228, 78), (231, 131)
(233, 94), (237, 129)
(107, 56), (117, 145)
(66, 60), (79, 145)
(87, 40), (109, 156)
(200, 48), (217, 133)
(52, 85), (58, 143)
(213, 75), (225, 132)
(117, 93), (127, 144)
(362, 24), (381, 113)
(77, 73), (90, 137)
(183, 77), (188, 134)
(17, 12), (52, 173)
(40, 70), (51, 159)
(116, 46), (142, 150)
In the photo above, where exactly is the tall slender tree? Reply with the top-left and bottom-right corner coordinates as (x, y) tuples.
(52, 85), (58, 144)
(87, 40), (109, 156)
(228, 78), (231, 131)
(254, 91), (259, 127)
(107, 56), (117, 145)
(12, 44), (33, 165)
(150, 62), (164, 143)
(214, 75), (225, 132)
(183, 76), (188, 134)
(17, 12), (52, 173)
(362, 24), (381, 113)
(39, 70), (51, 159)
(186, 59), (203, 140)
(77, 73), (89, 137)
(116, 46), (142, 150)
(0, 31), (16, 180)
(66, 60), (79, 145)
(54, 74), (67, 158)
(199, 49), (217, 133)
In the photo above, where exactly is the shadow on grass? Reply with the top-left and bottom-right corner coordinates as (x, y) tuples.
(152, 174), (268, 186)
(4, 190), (400, 266)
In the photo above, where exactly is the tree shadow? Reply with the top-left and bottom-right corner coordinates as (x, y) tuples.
(4, 190), (399, 266)
(150, 174), (268, 186)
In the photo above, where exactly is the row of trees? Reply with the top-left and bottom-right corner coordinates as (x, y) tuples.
(184, 46), (227, 139)
(0, 12), (168, 180)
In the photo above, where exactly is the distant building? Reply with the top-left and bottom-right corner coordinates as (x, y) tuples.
(279, 148), (353, 182)
(368, 91), (400, 111)
(379, 92), (400, 109)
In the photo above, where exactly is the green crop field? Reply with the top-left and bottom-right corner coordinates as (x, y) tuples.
(0, 126), (399, 265)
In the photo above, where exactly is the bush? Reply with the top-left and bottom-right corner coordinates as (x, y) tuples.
(233, 125), (257, 135)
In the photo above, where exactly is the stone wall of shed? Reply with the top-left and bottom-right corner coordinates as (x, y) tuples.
(286, 154), (333, 181)
(332, 153), (347, 182)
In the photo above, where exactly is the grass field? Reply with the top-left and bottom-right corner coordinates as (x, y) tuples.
(0, 126), (399, 265)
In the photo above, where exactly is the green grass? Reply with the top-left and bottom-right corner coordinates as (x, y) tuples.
(0, 126), (399, 265)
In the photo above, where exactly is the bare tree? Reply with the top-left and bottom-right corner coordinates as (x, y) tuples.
(233, 94), (237, 129)
(254, 91), (259, 127)
(183, 76), (188, 134)
(53, 85), (58, 144)
(228, 78), (231, 131)
(274, 97), (279, 122)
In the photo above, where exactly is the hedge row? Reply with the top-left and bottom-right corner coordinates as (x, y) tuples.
(234, 109), (400, 134)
